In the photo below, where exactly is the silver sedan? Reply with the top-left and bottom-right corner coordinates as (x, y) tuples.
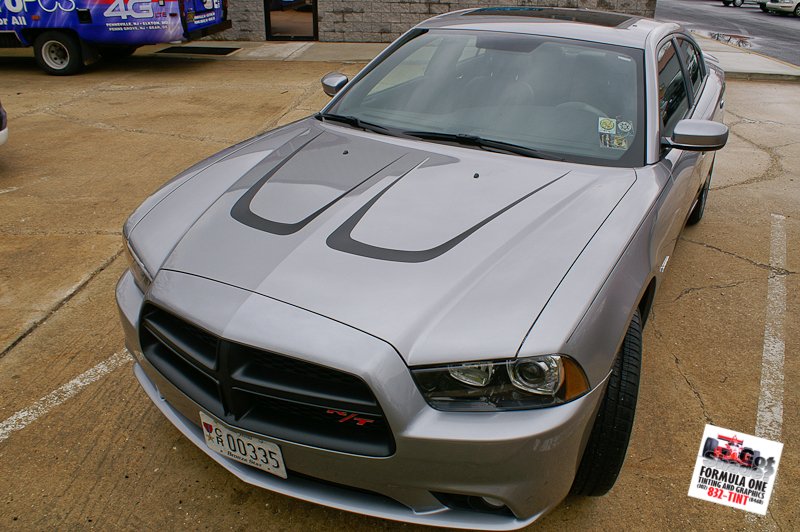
(117, 7), (727, 530)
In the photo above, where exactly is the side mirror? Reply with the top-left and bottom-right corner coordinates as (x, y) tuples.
(663, 119), (728, 151)
(321, 72), (348, 97)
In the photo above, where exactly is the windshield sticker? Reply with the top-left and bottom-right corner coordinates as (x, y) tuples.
(600, 133), (628, 150)
(598, 117), (617, 134)
(618, 120), (634, 136)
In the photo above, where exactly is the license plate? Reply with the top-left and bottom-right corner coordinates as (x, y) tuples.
(199, 411), (287, 479)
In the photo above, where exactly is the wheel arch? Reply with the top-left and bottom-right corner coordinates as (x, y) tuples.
(637, 277), (657, 327)
(20, 27), (80, 46)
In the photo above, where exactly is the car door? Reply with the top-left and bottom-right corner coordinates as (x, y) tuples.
(654, 36), (704, 262)
(676, 36), (719, 182)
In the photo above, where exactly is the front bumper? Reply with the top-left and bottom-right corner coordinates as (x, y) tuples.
(117, 269), (606, 530)
(765, 1), (796, 11)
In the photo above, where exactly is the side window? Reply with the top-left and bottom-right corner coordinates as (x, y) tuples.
(657, 40), (690, 139)
(678, 38), (704, 98)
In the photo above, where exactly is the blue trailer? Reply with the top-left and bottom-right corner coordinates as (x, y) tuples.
(0, 0), (231, 74)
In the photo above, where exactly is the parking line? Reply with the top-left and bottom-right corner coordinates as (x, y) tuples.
(754, 214), (787, 441)
(0, 350), (132, 443)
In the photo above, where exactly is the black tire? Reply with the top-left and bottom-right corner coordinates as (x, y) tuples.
(99, 45), (138, 60)
(733, 0), (744, 6)
(33, 31), (83, 76)
(687, 174), (711, 226)
(759, 3), (769, 11)
(722, 1), (732, 5)
(795, 3), (800, 15)
(571, 309), (642, 496)
(703, 437), (719, 457)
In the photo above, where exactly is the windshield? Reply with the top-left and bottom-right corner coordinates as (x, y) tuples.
(327, 29), (645, 167)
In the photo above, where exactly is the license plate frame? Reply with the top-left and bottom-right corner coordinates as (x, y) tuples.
(199, 411), (287, 479)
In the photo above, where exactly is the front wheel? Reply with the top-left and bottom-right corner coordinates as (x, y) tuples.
(33, 31), (83, 75)
(795, 3), (800, 15)
(733, 0), (744, 6)
(571, 309), (642, 496)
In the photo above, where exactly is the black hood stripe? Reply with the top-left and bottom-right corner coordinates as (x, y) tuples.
(231, 133), (405, 236)
(327, 168), (570, 263)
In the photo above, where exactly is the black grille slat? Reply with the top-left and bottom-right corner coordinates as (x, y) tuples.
(230, 372), (382, 415)
(142, 314), (218, 370)
(140, 329), (223, 418)
(139, 305), (395, 457)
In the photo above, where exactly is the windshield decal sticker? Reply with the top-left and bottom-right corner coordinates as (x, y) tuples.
(617, 120), (634, 136)
(600, 133), (628, 150)
(598, 117), (617, 134)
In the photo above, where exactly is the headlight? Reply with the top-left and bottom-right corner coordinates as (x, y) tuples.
(124, 238), (152, 293)
(412, 355), (589, 412)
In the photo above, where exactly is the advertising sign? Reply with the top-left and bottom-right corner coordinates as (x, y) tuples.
(0, 0), (224, 46)
(688, 424), (783, 515)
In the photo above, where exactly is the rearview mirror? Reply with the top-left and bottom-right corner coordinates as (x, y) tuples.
(321, 72), (348, 97)
(663, 119), (728, 151)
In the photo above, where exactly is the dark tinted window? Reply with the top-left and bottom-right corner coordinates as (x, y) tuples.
(657, 40), (689, 138)
(678, 38), (704, 97)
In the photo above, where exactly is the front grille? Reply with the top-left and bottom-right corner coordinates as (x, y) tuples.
(139, 305), (395, 457)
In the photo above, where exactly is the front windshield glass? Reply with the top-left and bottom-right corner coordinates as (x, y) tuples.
(328, 29), (645, 167)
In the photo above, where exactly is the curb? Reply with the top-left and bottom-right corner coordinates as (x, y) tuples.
(694, 32), (800, 70)
(724, 72), (800, 82)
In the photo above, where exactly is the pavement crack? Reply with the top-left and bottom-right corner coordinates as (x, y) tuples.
(0, 248), (124, 360)
(681, 237), (797, 276)
(646, 307), (664, 340)
(672, 280), (753, 302)
(712, 126), (784, 192)
(672, 353), (713, 424)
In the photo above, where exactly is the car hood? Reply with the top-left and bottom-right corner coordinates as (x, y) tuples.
(140, 119), (636, 366)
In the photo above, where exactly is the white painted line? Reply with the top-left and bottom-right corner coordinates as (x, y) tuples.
(0, 350), (132, 443)
(754, 214), (787, 441)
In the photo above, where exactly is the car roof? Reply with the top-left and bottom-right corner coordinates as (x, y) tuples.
(416, 7), (679, 49)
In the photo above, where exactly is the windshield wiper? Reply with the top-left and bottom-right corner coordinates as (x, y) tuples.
(315, 113), (398, 137)
(401, 131), (565, 161)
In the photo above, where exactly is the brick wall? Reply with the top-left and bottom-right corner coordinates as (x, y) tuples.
(317, 0), (658, 43)
(215, 0), (266, 41)
(218, 0), (658, 42)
